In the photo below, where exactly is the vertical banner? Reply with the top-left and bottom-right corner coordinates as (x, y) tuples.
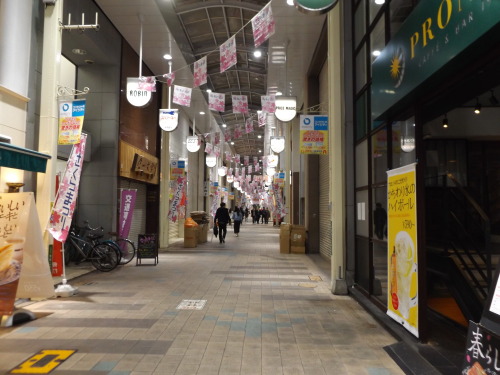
(251, 4), (275, 47)
(58, 99), (86, 145)
(245, 117), (254, 134)
(299, 115), (329, 154)
(209, 92), (225, 112)
(0, 193), (54, 316)
(173, 85), (192, 107)
(168, 176), (186, 223)
(193, 56), (207, 88)
(232, 95), (249, 114)
(220, 35), (237, 73)
(47, 134), (87, 242)
(261, 95), (276, 113)
(119, 189), (137, 239)
(387, 163), (418, 337)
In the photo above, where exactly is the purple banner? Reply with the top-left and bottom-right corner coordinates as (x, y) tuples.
(119, 189), (137, 239)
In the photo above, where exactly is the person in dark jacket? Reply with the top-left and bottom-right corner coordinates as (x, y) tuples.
(232, 207), (243, 237)
(214, 202), (230, 243)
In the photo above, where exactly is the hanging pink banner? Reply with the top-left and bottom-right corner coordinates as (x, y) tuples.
(214, 146), (220, 158)
(225, 151), (232, 162)
(193, 56), (207, 88)
(252, 5), (275, 48)
(234, 124), (243, 139)
(205, 143), (213, 154)
(173, 85), (192, 107)
(245, 117), (254, 134)
(258, 112), (267, 128)
(244, 155), (249, 166)
(119, 189), (136, 239)
(139, 76), (156, 92)
(261, 95), (276, 113)
(248, 165), (253, 174)
(232, 95), (249, 114)
(220, 35), (237, 73)
(168, 176), (186, 223)
(234, 154), (241, 164)
(163, 72), (175, 86)
(253, 156), (258, 165)
(224, 129), (232, 142)
(255, 164), (260, 172)
(214, 132), (220, 145)
(47, 133), (87, 242)
(209, 92), (225, 112)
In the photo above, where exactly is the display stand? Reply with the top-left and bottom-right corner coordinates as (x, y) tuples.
(136, 234), (158, 266)
(54, 241), (78, 297)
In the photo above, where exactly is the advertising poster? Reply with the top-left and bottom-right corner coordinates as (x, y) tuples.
(220, 35), (237, 73)
(0, 193), (54, 316)
(168, 176), (186, 223)
(462, 321), (500, 375)
(170, 160), (186, 180)
(58, 99), (86, 145)
(387, 163), (419, 337)
(193, 56), (207, 88)
(209, 92), (225, 112)
(299, 115), (329, 154)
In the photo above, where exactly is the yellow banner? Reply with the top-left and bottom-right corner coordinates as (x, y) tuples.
(299, 115), (329, 154)
(387, 163), (418, 337)
(58, 100), (86, 145)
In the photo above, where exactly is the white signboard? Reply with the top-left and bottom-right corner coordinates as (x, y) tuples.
(126, 77), (152, 107)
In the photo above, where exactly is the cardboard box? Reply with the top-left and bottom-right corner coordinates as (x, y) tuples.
(280, 223), (291, 253)
(290, 225), (306, 246)
(290, 245), (305, 254)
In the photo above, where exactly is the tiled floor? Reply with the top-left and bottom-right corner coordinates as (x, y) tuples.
(0, 223), (406, 375)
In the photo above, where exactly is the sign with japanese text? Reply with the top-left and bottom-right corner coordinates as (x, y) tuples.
(173, 85), (192, 107)
(58, 99), (86, 145)
(299, 115), (328, 154)
(193, 56), (207, 88)
(232, 95), (249, 114)
(209, 92), (225, 112)
(252, 4), (275, 47)
(0, 193), (53, 316)
(387, 163), (418, 337)
(168, 176), (186, 223)
(159, 109), (178, 132)
(119, 189), (136, 240)
(463, 321), (500, 375)
(220, 35), (237, 73)
(261, 96), (275, 113)
(48, 133), (87, 242)
(170, 160), (185, 180)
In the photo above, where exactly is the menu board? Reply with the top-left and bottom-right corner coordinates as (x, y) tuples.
(462, 321), (500, 375)
(136, 233), (158, 265)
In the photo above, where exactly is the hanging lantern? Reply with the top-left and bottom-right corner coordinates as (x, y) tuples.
(218, 166), (227, 176)
(206, 155), (217, 167)
(270, 136), (285, 153)
(186, 136), (200, 152)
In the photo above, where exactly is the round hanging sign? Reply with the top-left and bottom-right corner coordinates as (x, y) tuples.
(126, 77), (152, 107)
(294, 0), (338, 14)
(159, 109), (178, 132)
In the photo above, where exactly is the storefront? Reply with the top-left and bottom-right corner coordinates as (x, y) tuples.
(351, 0), (500, 341)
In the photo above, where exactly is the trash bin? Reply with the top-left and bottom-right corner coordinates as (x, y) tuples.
(190, 211), (210, 244)
(280, 223), (291, 254)
(184, 217), (198, 248)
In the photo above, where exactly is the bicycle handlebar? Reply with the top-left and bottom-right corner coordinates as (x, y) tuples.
(83, 220), (104, 232)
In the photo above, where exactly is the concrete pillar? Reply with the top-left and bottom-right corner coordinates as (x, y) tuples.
(159, 82), (171, 248)
(329, 5), (348, 294)
(37, 1), (62, 235)
(0, 0), (32, 96)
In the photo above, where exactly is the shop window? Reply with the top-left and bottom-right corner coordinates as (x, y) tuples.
(424, 140), (467, 187)
(355, 236), (371, 291)
(372, 186), (388, 240)
(355, 92), (368, 140)
(355, 43), (367, 93)
(356, 140), (368, 187)
(392, 118), (416, 169)
(354, 0), (366, 48)
(372, 240), (388, 303)
(371, 127), (388, 184)
(369, 15), (385, 76)
(356, 189), (369, 237)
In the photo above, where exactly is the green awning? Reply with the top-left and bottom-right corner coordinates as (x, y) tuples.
(0, 143), (51, 173)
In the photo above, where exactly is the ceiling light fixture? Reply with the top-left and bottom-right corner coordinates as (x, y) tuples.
(254, 50), (262, 58)
(206, 89), (212, 93)
(490, 90), (499, 106)
(72, 48), (87, 55)
(372, 50), (381, 57)
(163, 54), (172, 60)
(222, 123), (227, 128)
(287, 0), (294, 5)
(442, 114), (448, 128)
(199, 111), (205, 115)
(474, 98), (481, 114)
(375, 0), (385, 4)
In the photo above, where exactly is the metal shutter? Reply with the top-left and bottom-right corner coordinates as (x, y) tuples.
(318, 61), (332, 258)
(120, 180), (147, 247)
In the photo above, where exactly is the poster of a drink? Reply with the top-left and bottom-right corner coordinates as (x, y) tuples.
(0, 193), (54, 316)
(387, 163), (419, 337)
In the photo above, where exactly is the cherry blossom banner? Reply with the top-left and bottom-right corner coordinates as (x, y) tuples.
(209, 92), (225, 112)
(224, 129), (232, 142)
(248, 166), (253, 174)
(139, 76), (156, 92)
(244, 156), (249, 166)
(214, 146), (220, 158)
(48, 133), (87, 242)
(245, 117), (254, 134)
(173, 85), (192, 107)
(234, 124), (243, 139)
(225, 151), (232, 162)
(205, 143), (213, 154)
(261, 95), (276, 113)
(252, 4), (275, 48)
(232, 95), (249, 114)
(258, 111), (267, 127)
(193, 56), (207, 88)
(168, 176), (186, 223)
(220, 35), (237, 73)
(163, 72), (175, 87)
(235, 154), (241, 164)
(253, 156), (258, 166)
(214, 132), (220, 145)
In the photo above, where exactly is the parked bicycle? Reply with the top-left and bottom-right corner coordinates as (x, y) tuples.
(64, 222), (121, 272)
(108, 231), (136, 265)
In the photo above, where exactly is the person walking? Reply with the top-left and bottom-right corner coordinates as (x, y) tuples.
(214, 202), (230, 243)
(232, 206), (243, 237)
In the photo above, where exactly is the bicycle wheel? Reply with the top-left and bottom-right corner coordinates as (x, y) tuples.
(115, 238), (136, 264)
(90, 243), (120, 272)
